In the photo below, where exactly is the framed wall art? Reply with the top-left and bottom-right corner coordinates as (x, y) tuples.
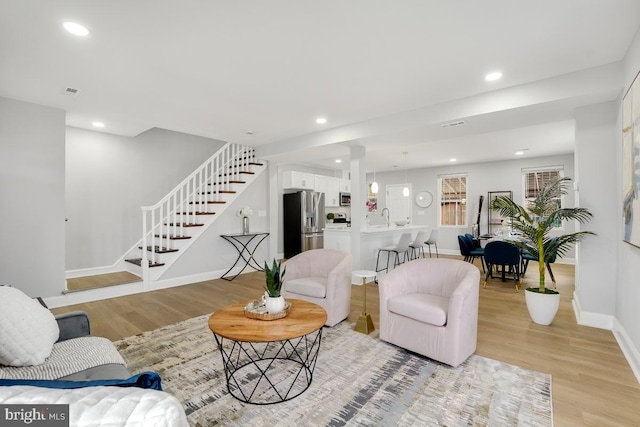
(623, 70), (640, 248)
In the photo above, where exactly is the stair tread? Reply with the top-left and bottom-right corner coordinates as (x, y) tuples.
(189, 201), (226, 204)
(198, 190), (236, 194)
(219, 171), (254, 176)
(155, 234), (192, 240)
(230, 162), (264, 168)
(176, 211), (216, 215)
(125, 258), (165, 267)
(209, 180), (246, 185)
(166, 223), (204, 227)
(138, 246), (179, 254)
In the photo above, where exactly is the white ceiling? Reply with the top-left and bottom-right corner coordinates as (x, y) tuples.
(1, 1), (639, 172)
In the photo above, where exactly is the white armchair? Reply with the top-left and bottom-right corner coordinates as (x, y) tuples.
(282, 249), (353, 327)
(378, 258), (480, 367)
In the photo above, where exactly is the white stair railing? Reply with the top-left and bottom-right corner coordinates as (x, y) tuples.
(139, 143), (256, 281)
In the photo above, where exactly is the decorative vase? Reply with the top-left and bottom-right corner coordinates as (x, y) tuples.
(242, 216), (249, 235)
(263, 292), (285, 313)
(525, 288), (560, 325)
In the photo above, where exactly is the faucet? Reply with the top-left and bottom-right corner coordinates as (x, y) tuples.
(381, 208), (390, 227)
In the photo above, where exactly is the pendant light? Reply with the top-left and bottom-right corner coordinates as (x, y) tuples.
(402, 152), (409, 197)
(371, 161), (378, 195)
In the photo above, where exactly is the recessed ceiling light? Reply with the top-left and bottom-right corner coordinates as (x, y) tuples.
(449, 158), (457, 162)
(515, 151), (524, 156)
(485, 71), (503, 81)
(335, 159), (342, 163)
(63, 22), (90, 37)
(92, 122), (105, 128)
(316, 117), (327, 124)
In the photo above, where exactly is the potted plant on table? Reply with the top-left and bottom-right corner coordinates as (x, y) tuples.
(490, 177), (595, 325)
(264, 259), (286, 313)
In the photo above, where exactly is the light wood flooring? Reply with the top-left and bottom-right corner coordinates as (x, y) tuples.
(52, 257), (640, 426)
(66, 271), (141, 292)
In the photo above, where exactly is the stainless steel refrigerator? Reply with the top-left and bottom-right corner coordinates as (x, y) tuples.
(283, 190), (325, 259)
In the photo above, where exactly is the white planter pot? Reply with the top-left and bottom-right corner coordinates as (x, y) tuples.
(264, 295), (286, 313)
(525, 288), (560, 325)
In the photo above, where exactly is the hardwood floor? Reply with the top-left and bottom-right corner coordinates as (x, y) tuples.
(66, 271), (141, 292)
(52, 257), (640, 426)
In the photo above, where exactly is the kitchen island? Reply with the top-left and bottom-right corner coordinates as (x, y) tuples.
(324, 224), (430, 274)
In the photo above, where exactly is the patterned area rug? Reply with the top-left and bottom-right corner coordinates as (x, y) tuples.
(114, 315), (552, 426)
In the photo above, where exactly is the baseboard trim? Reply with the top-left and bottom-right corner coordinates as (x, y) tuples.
(46, 265), (258, 309)
(65, 265), (123, 279)
(612, 318), (640, 385)
(571, 291), (614, 330)
(45, 282), (144, 309)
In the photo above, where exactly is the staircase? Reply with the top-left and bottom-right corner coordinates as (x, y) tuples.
(121, 143), (266, 285)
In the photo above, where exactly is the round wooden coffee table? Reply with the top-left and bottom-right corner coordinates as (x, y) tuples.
(208, 299), (327, 405)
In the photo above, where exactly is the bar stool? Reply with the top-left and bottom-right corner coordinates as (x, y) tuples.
(375, 233), (413, 276)
(409, 230), (430, 260)
(425, 228), (439, 258)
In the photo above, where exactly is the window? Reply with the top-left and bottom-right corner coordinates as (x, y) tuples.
(522, 166), (563, 226)
(439, 174), (467, 226)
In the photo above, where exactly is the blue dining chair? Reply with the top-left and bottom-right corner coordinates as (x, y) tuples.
(483, 240), (521, 292)
(457, 235), (485, 272)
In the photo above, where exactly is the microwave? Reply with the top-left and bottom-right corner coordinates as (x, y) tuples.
(339, 192), (351, 206)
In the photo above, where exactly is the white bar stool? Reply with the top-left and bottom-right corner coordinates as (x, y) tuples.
(375, 232), (413, 276)
(409, 230), (430, 259)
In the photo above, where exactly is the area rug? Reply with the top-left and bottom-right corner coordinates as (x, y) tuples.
(114, 315), (552, 427)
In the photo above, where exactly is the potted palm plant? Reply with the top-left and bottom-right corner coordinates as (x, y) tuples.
(491, 177), (595, 325)
(263, 259), (286, 313)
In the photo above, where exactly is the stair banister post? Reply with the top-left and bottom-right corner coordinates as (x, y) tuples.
(150, 208), (156, 265)
(141, 207), (149, 284)
(178, 189), (182, 234)
(234, 144), (240, 181)
(198, 168), (203, 207)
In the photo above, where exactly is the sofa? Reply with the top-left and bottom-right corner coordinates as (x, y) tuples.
(378, 258), (480, 367)
(0, 286), (187, 427)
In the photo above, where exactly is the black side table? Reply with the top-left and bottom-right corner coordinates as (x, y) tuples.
(220, 232), (270, 280)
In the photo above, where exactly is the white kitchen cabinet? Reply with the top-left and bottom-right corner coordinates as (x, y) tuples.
(282, 171), (315, 190)
(340, 179), (351, 193)
(314, 175), (328, 194)
(325, 177), (341, 206)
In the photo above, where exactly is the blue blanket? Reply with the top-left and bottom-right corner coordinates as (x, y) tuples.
(0, 371), (162, 391)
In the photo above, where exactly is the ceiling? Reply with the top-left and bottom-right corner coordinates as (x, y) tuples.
(1, 1), (639, 172)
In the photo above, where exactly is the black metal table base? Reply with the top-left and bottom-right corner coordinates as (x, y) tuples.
(213, 328), (323, 405)
(220, 232), (269, 281)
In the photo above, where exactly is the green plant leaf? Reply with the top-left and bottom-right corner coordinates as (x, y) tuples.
(264, 259), (285, 297)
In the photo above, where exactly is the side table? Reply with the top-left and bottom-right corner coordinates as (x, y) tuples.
(352, 270), (376, 335)
(220, 232), (269, 281)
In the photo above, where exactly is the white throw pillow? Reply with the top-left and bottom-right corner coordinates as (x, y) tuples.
(0, 287), (60, 367)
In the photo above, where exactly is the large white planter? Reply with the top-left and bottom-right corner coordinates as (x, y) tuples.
(525, 288), (560, 325)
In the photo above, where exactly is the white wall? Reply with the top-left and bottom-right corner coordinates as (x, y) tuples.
(615, 26), (640, 380)
(367, 153), (576, 255)
(574, 102), (618, 323)
(65, 127), (226, 271)
(0, 97), (66, 297)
